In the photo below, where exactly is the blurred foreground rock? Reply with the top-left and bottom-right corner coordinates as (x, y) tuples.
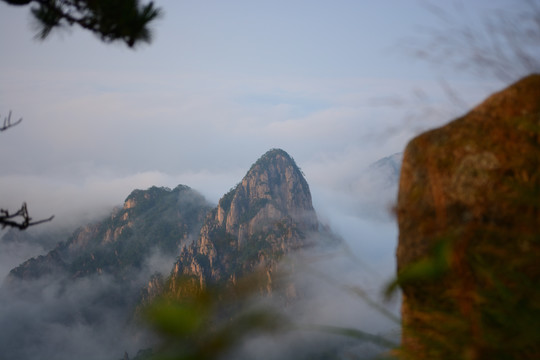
(396, 75), (540, 359)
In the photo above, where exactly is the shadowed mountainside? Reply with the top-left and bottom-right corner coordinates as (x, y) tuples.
(8, 185), (212, 281)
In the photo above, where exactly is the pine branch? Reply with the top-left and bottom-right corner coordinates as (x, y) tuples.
(0, 203), (54, 230)
(28, 0), (162, 47)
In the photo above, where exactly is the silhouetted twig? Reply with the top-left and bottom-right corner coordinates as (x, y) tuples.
(0, 111), (23, 132)
(0, 202), (54, 230)
(405, 0), (540, 83)
(0, 110), (54, 230)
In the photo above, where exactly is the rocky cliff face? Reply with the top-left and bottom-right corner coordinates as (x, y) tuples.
(166, 149), (321, 297)
(8, 185), (211, 281)
(396, 75), (540, 359)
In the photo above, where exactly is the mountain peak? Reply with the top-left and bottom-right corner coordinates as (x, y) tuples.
(245, 148), (306, 191)
(219, 148), (316, 232)
(249, 148), (297, 170)
(123, 185), (192, 211)
(168, 149), (321, 291)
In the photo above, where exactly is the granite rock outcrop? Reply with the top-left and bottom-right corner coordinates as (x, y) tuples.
(396, 75), (540, 359)
(165, 149), (323, 298)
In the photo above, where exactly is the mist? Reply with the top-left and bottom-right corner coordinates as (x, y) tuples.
(229, 165), (402, 359)
(213, 220), (400, 360)
(0, 244), (185, 360)
(137, 153), (402, 360)
(1, 0), (534, 358)
(0, 148), (402, 360)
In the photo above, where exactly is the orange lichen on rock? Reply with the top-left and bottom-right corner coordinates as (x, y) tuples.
(396, 74), (540, 359)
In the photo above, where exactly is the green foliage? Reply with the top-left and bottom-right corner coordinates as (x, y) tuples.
(218, 186), (237, 213)
(146, 250), (403, 360)
(144, 276), (289, 360)
(194, 253), (210, 271)
(12, 185), (211, 281)
(385, 237), (453, 298)
(248, 148), (295, 173)
(229, 235), (270, 275)
(392, 125), (540, 359)
(146, 299), (207, 338)
(238, 198), (269, 223)
(389, 224), (540, 359)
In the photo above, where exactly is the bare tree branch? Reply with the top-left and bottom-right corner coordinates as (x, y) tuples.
(0, 111), (23, 132)
(0, 110), (54, 230)
(405, 0), (540, 83)
(0, 203), (54, 230)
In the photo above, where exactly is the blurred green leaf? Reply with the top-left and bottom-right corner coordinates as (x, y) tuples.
(385, 237), (452, 299)
(145, 300), (207, 337)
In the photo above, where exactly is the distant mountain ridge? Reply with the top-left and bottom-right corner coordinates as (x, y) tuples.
(366, 152), (402, 189)
(345, 152), (403, 220)
(8, 185), (211, 281)
(4, 149), (405, 292)
(1, 148), (402, 360)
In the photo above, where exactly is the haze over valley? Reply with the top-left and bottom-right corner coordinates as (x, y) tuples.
(1, 0), (537, 359)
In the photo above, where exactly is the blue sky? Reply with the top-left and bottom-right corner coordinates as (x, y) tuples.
(0, 0), (529, 252)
